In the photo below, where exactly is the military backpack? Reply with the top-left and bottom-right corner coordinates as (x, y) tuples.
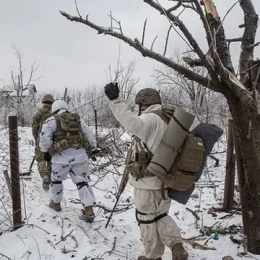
(150, 109), (223, 192)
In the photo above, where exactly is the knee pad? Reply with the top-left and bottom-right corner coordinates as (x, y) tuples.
(51, 181), (62, 186)
(76, 182), (89, 190)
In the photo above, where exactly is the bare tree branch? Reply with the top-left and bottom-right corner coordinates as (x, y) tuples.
(24, 59), (40, 88)
(244, 42), (260, 50)
(74, 0), (81, 18)
(141, 18), (147, 46)
(59, 10), (218, 92)
(183, 56), (203, 67)
(167, 0), (183, 14)
(239, 0), (259, 83)
(107, 13), (123, 34)
(151, 36), (158, 50)
(227, 37), (243, 50)
(143, 0), (217, 79)
(226, 37), (243, 43)
(163, 25), (172, 56)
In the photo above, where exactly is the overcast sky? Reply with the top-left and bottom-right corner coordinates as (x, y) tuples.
(1, 0), (260, 93)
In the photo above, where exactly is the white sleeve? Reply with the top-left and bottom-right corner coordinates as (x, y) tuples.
(39, 117), (57, 152)
(109, 97), (153, 141)
(80, 118), (97, 149)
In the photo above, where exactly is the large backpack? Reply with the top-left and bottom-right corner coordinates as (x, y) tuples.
(151, 109), (223, 198)
(53, 112), (85, 149)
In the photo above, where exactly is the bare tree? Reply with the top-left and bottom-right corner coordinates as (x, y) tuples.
(9, 45), (39, 126)
(60, 0), (260, 253)
(108, 59), (139, 102)
(68, 58), (139, 129)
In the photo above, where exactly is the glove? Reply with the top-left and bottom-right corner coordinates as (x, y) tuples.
(44, 152), (52, 162)
(104, 82), (119, 100)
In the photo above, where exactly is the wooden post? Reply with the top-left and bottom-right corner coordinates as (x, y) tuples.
(8, 116), (22, 229)
(223, 119), (235, 210)
(94, 109), (98, 138)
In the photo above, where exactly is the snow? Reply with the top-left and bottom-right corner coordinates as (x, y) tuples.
(0, 127), (260, 260)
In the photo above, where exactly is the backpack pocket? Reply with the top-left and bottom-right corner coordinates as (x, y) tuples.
(164, 170), (196, 191)
(177, 134), (205, 173)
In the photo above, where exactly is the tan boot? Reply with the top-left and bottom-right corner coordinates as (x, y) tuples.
(137, 256), (162, 260)
(172, 243), (188, 260)
(83, 206), (95, 223)
(49, 200), (62, 212)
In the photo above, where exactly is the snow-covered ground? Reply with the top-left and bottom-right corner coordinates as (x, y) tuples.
(0, 127), (260, 260)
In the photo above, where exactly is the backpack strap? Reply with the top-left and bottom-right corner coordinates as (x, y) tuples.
(151, 109), (190, 133)
(150, 110), (171, 124)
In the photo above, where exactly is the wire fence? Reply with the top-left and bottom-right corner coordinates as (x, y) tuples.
(0, 116), (35, 235)
(0, 126), (13, 234)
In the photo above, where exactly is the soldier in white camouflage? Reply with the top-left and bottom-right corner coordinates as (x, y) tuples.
(39, 100), (97, 223)
(104, 83), (188, 260)
(32, 94), (54, 191)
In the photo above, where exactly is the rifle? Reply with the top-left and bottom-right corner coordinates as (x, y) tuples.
(105, 141), (133, 228)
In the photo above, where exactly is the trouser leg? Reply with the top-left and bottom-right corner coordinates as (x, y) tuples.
(69, 161), (96, 207)
(134, 188), (182, 259)
(50, 163), (70, 203)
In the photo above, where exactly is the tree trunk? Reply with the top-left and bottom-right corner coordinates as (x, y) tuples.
(228, 96), (260, 254)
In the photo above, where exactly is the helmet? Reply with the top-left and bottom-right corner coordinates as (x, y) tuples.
(52, 100), (69, 113)
(135, 88), (161, 106)
(42, 94), (54, 104)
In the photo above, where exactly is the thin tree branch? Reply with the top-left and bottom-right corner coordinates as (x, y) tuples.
(222, 1), (239, 23)
(151, 35), (158, 50)
(60, 11), (218, 92)
(167, 0), (183, 14)
(227, 37), (243, 50)
(226, 37), (243, 43)
(110, 10), (113, 30)
(0, 253), (12, 260)
(141, 18), (147, 45)
(24, 60), (39, 88)
(244, 41), (260, 50)
(107, 13), (123, 34)
(74, 0), (81, 18)
(183, 56), (203, 67)
(163, 25), (172, 56)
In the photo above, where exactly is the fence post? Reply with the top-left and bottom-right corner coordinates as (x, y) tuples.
(8, 116), (22, 229)
(94, 109), (98, 138)
(223, 119), (235, 210)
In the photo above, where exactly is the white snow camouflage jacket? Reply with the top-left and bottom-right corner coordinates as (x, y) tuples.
(109, 97), (168, 190)
(39, 110), (97, 164)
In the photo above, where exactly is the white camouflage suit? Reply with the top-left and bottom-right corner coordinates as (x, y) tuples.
(39, 109), (97, 208)
(109, 97), (183, 259)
